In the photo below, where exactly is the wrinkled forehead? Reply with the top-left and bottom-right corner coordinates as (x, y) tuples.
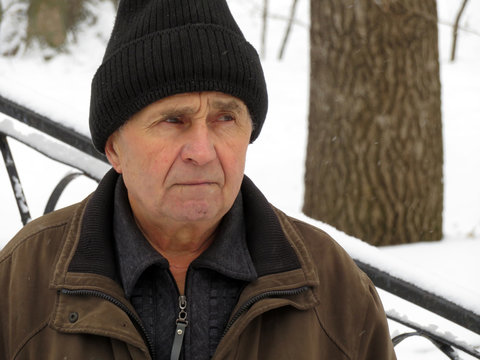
(153, 91), (247, 111)
(130, 91), (251, 121)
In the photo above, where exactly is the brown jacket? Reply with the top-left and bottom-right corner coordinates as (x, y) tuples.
(0, 170), (396, 360)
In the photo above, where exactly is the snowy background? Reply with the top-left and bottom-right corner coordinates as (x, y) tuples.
(0, 0), (479, 358)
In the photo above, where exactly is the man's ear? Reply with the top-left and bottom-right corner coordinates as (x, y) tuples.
(105, 134), (123, 173)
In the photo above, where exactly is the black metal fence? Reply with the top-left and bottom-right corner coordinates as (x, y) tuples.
(1, 94), (479, 359)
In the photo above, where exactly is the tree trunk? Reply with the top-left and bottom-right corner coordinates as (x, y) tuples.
(0, 0), (118, 57)
(304, 0), (443, 246)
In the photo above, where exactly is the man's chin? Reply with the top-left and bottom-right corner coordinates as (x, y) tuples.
(171, 201), (223, 223)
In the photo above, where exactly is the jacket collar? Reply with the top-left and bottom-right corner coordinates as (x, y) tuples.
(67, 168), (119, 280)
(64, 169), (301, 277)
(241, 176), (302, 276)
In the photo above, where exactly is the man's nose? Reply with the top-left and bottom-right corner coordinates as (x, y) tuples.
(180, 122), (216, 166)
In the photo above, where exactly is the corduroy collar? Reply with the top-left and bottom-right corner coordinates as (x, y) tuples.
(68, 169), (300, 279)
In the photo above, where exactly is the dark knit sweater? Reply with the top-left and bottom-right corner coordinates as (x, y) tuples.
(112, 177), (257, 360)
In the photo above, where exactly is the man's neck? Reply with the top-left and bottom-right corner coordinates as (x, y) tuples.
(133, 215), (218, 294)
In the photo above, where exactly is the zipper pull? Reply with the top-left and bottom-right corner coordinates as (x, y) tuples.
(170, 295), (188, 360)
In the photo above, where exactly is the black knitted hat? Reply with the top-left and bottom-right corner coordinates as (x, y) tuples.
(89, 0), (268, 153)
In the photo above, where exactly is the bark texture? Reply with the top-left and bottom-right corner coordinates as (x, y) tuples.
(304, 0), (443, 245)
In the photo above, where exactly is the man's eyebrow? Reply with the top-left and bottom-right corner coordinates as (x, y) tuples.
(211, 99), (246, 113)
(148, 106), (197, 120)
(146, 100), (246, 122)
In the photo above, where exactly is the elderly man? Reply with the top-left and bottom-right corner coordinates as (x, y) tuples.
(0, 0), (396, 359)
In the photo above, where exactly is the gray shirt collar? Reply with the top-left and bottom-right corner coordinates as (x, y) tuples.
(113, 176), (257, 298)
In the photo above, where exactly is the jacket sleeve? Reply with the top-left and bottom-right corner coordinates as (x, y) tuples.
(355, 275), (397, 360)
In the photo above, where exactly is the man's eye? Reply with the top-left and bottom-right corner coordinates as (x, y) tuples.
(164, 117), (182, 124)
(218, 114), (234, 122)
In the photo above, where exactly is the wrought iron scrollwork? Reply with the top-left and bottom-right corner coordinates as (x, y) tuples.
(0, 134), (31, 225)
(392, 331), (460, 360)
(44, 171), (83, 214)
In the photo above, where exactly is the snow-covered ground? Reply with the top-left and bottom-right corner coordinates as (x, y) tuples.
(0, 0), (479, 358)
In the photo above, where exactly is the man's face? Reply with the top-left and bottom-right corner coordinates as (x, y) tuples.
(106, 92), (252, 228)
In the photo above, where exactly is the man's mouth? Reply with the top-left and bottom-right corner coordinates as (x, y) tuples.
(177, 181), (216, 186)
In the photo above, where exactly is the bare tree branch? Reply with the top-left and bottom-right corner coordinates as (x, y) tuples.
(268, 13), (308, 29)
(439, 19), (480, 37)
(450, 0), (470, 62)
(278, 0), (299, 60)
(260, 0), (268, 59)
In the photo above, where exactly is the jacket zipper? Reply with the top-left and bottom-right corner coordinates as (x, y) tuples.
(60, 288), (155, 359)
(222, 285), (310, 338)
(171, 295), (188, 360)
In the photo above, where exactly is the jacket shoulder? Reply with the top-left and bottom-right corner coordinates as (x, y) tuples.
(280, 212), (379, 305)
(276, 211), (361, 279)
(0, 200), (90, 359)
(0, 201), (84, 262)
(275, 210), (395, 359)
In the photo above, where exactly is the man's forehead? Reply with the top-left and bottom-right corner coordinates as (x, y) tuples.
(153, 92), (247, 112)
